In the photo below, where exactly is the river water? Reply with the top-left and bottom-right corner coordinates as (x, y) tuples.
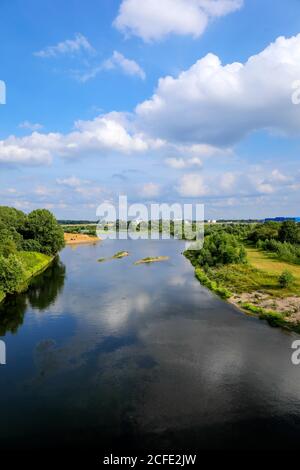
(0, 239), (300, 452)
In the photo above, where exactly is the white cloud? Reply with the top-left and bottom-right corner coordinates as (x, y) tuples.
(141, 182), (161, 197)
(136, 34), (300, 146)
(19, 121), (43, 131)
(56, 176), (86, 187)
(103, 51), (145, 80)
(114, 0), (243, 42)
(176, 167), (295, 199)
(0, 114), (161, 166)
(0, 138), (52, 166)
(177, 173), (208, 197)
(34, 33), (95, 58)
(165, 156), (202, 169)
(269, 169), (291, 183)
(220, 172), (236, 190)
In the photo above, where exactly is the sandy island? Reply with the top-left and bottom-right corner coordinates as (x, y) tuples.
(64, 233), (100, 245)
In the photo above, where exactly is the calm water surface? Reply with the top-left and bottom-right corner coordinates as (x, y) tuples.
(0, 239), (300, 451)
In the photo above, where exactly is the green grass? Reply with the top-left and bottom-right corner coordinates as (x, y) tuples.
(195, 268), (232, 299)
(247, 248), (300, 279)
(0, 251), (53, 303)
(205, 249), (300, 297)
(18, 251), (53, 279)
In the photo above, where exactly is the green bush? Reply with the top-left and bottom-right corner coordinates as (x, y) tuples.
(279, 270), (295, 288)
(195, 232), (247, 267)
(0, 255), (25, 294)
(23, 209), (65, 256)
(21, 239), (43, 252)
(278, 221), (300, 244)
(248, 222), (280, 243)
(195, 268), (232, 299)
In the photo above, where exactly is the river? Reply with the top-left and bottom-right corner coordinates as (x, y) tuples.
(0, 238), (300, 452)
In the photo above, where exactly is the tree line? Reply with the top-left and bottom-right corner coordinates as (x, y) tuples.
(0, 206), (65, 297)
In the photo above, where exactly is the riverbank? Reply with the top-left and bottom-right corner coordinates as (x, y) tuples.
(64, 233), (100, 245)
(0, 251), (54, 305)
(185, 247), (300, 333)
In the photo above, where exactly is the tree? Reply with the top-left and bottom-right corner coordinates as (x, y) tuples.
(0, 222), (17, 257)
(0, 206), (26, 232)
(278, 221), (300, 244)
(279, 270), (295, 288)
(24, 209), (65, 256)
(0, 254), (25, 293)
(196, 232), (247, 267)
(248, 222), (280, 244)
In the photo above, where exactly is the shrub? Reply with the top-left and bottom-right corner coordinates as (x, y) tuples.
(278, 221), (300, 244)
(196, 232), (247, 267)
(21, 239), (43, 252)
(195, 268), (232, 299)
(279, 270), (295, 288)
(0, 255), (25, 294)
(248, 222), (280, 243)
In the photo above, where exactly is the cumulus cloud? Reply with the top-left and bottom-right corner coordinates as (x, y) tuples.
(114, 0), (243, 42)
(0, 114), (162, 166)
(176, 167), (295, 199)
(136, 34), (300, 145)
(177, 173), (208, 197)
(6, 33), (300, 172)
(34, 33), (95, 58)
(0, 136), (53, 166)
(165, 156), (202, 169)
(103, 51), (145, 79)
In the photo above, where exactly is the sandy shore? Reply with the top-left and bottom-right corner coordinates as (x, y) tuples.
(64, 233), (101, 245)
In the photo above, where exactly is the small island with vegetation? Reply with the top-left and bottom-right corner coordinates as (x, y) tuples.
(185, 220), (300, 333)
(98, 251), (129, 262)
(0, 206), (65, 304)
(135, 256), (169, 265)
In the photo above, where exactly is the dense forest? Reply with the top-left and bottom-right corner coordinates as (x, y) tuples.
(0, 206), (64, 301)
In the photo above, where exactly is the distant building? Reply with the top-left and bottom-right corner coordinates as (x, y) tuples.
(265, 217), (300, 223)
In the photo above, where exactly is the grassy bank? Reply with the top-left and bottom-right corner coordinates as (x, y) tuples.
(185, 247), (300, 333)
(0, 251), (53, 304)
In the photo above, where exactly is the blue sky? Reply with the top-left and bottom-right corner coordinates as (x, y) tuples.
(1, 0), (300, 219)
